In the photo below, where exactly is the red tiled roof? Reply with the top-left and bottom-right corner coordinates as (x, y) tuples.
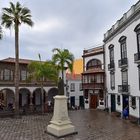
(0, 57), (38, 64)
(66, 73), (81, 80)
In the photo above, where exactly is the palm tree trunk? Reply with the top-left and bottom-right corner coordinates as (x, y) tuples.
(41, 80), (44, 113)
(14, 23), (19, 115)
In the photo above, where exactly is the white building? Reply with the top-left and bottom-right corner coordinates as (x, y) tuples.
(104, 1), (140, 121)
(82, 46), (105, 109)
(66, 73), (84, 109)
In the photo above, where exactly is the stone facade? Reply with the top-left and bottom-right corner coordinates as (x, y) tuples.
(0, 57), (58, 113)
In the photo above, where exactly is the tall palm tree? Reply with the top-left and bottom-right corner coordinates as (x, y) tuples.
(52, 48), (74, 95)
(0, 26), (2, 39)
(28, 57), (58, 113)
(1, 2), (34, 114)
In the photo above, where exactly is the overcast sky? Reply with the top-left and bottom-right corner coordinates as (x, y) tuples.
(0, 0), (139, 61)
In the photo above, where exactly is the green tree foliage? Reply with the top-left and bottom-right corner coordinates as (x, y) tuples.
(52, 48), (74, 95)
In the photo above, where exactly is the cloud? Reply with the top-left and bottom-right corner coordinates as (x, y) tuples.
(0, 0), (139, 61)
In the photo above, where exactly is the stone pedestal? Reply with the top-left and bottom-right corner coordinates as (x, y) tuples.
(47, 95), (77, 138)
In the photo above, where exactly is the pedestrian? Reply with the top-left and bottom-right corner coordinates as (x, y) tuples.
(123, 106), (129, 119)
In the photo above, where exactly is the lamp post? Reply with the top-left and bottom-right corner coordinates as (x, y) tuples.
(38, 54), (44, 113)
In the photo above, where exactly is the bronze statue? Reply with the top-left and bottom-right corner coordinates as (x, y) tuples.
(58, 77), (64, 95)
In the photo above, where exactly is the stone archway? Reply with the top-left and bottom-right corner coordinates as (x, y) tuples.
(33, 88), (46, 112)
(0, 88), (15, 110)
(48, 88), (58, 105)
(19, 88), (30, 109)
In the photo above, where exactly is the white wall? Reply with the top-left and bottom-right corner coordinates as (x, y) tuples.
(105, 17), (140, 118)
(67, 80), (83, 106)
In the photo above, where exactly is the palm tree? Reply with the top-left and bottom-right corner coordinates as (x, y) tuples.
(52, 48), (74, 95)
(1, 2), (34, 114)
(28, 56), (58, 113)
(0, 26), (2, 39)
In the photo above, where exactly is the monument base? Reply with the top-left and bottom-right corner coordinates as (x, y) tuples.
(47, 95), (77, 138)
(47, 123), (77, 138)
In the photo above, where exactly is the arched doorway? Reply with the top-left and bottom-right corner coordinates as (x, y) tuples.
(33, 88), (46, 112)
(19, 88), (30, 110)
(48, 88), (58, 104)
(47, 88), (58, 111)
(0, 88), (14, 111)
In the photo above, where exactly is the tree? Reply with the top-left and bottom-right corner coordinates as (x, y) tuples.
(28, 56), (58, 113)
(52, 48), (74, 95)
(0, 26), (2, 39)
(1, 2), (34, 114)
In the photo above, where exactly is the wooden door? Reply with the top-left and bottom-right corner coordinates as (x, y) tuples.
(90, 95), (98, 109)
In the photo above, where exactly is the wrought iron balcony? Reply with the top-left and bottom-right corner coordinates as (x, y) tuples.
(118, 85), (130, 93)
(118, 58), (128, 68)
(134, 52), (140, 63)
(108, 62), (115, 70)
(82, 83), (104, 90)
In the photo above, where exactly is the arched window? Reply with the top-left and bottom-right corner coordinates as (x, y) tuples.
(119, 36), (127, 59)
(108, 44), (114, 63)
(134, 24), (140, 52)
(86, 59), (101, 70)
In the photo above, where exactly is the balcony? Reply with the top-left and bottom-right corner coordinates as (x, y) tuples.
(118, 58), (128, 68)
(82, 83), (104, 90)
(118, 85), (130, 93)
(134, 52), (140, 63)
(108, 62), (115, 71)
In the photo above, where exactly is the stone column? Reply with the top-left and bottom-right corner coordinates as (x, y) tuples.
(44, 96), (48, 113)
(29, 92), (33, 112)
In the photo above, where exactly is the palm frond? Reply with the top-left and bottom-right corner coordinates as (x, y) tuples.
(1, 1), (34, 29)
(52, 48), (74, 80)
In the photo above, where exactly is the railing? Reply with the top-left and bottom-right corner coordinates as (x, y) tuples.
(82, 83), (104, 89)
(134, 52), (140, 62)
(118, 58), (128, 67)
(108, 62), (115, 70)
(118, 85), (130, 93)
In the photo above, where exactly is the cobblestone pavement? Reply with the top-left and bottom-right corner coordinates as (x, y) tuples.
(0, 110), (140, 140)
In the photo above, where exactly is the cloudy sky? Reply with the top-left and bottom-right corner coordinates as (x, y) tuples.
(0, 0), (139, 61)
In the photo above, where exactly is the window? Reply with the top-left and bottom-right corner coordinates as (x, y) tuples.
(110, 71), (115, 90)
(86, 59), (101, 70)
(131, 96), (136, 109)
(0, 70), (3, 80)
(122, 70), (128, 85)
(117, 95), (120, 105)
(134, 24), (140, 52)
(119, 36), (127, 59)
(4, 69), (10, 80)
(21, 70), (27, 81)
(108, 45), (114, 63)
(70, 83), (75, 92)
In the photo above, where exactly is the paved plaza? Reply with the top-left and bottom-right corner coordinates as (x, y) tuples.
(0, 110), (140, 140)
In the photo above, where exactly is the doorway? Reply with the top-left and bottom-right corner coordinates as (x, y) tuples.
(111, 94), (116, 112)
(70, 96), (75, 107)
(122, 95), (129, 109)
(79, 96), (84, 109)
(90, 95), (98, 109)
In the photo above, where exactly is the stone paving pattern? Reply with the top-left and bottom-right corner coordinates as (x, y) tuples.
(0, 110), (140, 140)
